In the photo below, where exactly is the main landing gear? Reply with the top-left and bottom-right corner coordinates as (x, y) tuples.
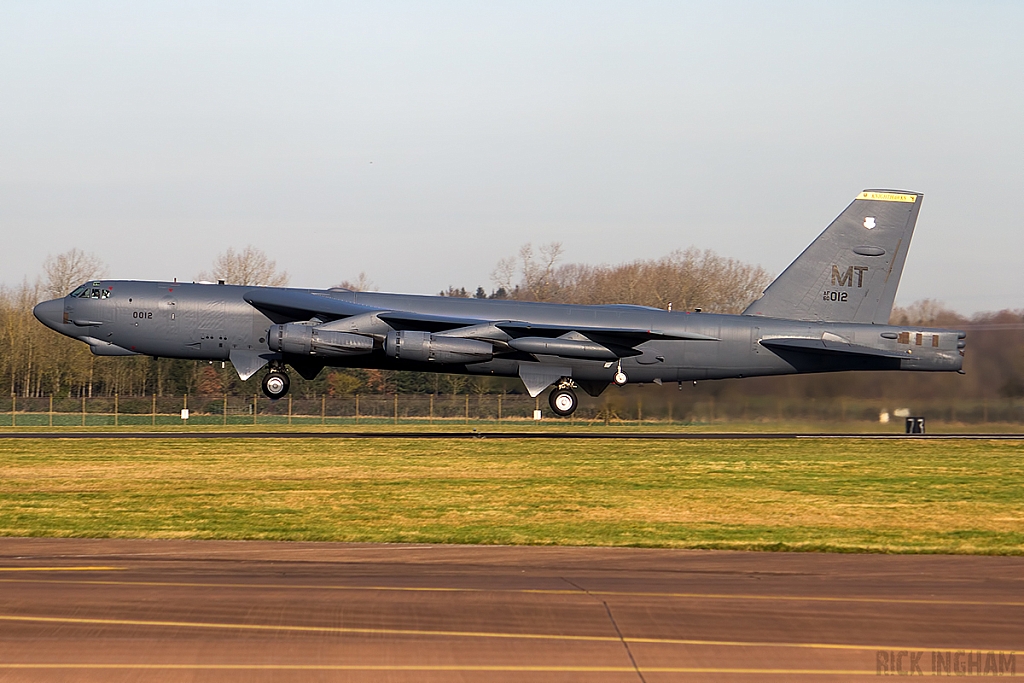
(549, 379), (579, 417)
(613, 361), (628, 386)
(262, 367), (290, 400)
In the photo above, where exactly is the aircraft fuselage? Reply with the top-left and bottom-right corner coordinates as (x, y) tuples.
(30, 190), (969, 412)
(34, 280), (964, 387)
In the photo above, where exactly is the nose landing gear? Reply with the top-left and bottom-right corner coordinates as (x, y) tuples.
(262, 369), (290, 400)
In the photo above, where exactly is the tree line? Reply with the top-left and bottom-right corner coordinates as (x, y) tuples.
(2, 246), (1021, 401)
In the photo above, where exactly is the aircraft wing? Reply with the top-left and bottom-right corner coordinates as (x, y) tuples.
(492, 322), (718, 361)
(495, 321), (717, 343)
(243, 289), (379, 322)
(760, 336), (908, 359)
(376, 311), (488, 332)
(243, 289), (486, 329)
(244, 288), (716, 360)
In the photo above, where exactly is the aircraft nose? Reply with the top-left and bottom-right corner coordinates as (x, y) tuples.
(33, 299), (65, 331)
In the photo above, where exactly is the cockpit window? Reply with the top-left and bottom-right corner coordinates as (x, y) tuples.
(71, 286), (110, 299)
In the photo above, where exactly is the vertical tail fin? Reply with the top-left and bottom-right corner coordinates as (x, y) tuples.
(743, 189), (922, 324)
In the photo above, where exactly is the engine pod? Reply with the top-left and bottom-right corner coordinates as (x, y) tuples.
(268, 323), (374, 357)
(385, 330), (493, 364)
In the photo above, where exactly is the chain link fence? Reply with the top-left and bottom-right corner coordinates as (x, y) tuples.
(1, 393), (1023, 427)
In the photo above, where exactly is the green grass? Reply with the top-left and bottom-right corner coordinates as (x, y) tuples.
(0, 437), (1022, 554)
(3, 417), (1024, 433)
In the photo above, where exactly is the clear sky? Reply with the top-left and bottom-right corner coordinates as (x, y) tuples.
(2, 1), (1021, 313)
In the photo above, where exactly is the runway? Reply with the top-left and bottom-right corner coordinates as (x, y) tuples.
(0, 539), (1020, 681)
(2, 430), (1023, 440)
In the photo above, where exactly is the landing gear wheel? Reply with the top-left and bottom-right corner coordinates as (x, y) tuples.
(262, 371), (290, 400)
(549, 387), (578, 417)
(613, 370), (628, 386)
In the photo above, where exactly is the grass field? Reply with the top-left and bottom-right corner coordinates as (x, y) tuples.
(3, 418), (1024, 433)
(0, 437), (1021, 554)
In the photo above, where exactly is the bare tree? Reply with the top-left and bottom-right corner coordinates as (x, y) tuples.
(521, 242), (564, 302)
(490, 255), (517, 294)
(42, 249), (106, 300)
(335, 272), (375, 291)
(490, 243), (770, 313)
(199, 246), (289, 286)
(890, 299), (964, 327)
(491, 242), (564, 302)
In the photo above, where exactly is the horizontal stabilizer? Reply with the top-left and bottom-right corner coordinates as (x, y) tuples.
(760, 336), (907, 359)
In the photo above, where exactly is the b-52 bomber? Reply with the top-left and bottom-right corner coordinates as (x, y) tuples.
(34, 190), (965, 417)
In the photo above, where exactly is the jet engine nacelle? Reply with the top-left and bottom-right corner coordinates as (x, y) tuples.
(268, 323), (374, 357)
(385, 330), (493, 364)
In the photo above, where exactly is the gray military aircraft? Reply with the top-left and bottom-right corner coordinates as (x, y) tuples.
(34, 189), (964, 416)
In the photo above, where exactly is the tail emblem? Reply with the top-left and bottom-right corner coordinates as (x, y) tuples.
(863, 217), (876, 229)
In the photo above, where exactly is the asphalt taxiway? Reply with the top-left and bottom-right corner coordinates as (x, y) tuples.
(0, 538), (1020, 681)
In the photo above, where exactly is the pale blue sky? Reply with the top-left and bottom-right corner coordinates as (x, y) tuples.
(2, 1), (1021, 312)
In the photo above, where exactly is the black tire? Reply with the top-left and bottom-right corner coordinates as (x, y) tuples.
(262, 371), (290, 400)
(549, 387), (578, 417)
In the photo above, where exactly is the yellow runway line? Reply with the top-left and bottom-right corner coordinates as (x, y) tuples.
(0, 567), (123, 572)
(0, 613), (1007, 655)
(0, 663), (935, 675)
(0, 576), (1020, 608)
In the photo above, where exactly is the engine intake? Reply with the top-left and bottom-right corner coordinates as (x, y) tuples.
(268, 323), (374, 357)
(385, 330), (492, 364)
